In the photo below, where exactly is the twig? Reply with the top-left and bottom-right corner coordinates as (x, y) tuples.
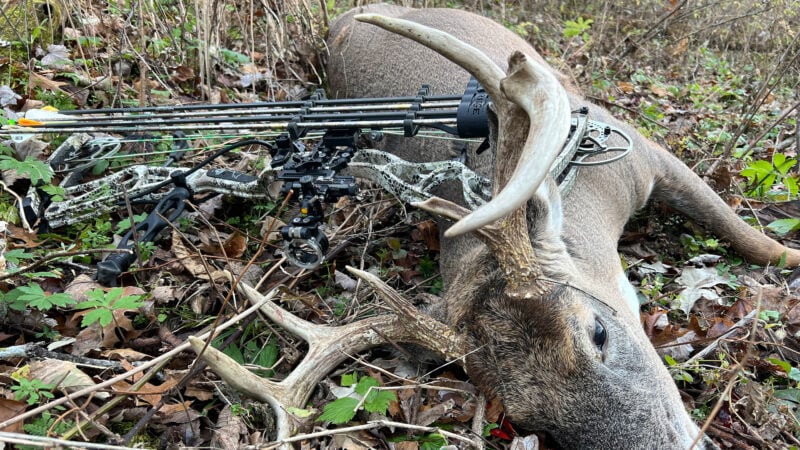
(0, 181), (33, 232)
(690, 288), (762, 449)
(739, 100), (800, 159)
(0, 431), (140, 449)
(685, 309), (758, 364)
(0, 288), (277, 430)
(703, 33), (800, 180)
(0, 248), (131, 282)
(61, 358), (171, 440)
(260, 419), (481, 449)
(0, 343), (139, 370)
(471, 393), (487, 450)
(611, 0), (688, 62)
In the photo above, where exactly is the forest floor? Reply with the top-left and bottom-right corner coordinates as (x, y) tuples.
(1, 0), (800, 449)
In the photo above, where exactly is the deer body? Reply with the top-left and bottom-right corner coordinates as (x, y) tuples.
(325, 5), (800, 449)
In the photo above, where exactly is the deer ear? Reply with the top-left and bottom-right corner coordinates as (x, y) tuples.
(528, 177), (564, 242)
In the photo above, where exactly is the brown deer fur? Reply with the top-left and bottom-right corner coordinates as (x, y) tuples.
(326, 4), (799, 449)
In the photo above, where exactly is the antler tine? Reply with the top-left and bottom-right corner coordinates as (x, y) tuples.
(355, 14), (571, 238)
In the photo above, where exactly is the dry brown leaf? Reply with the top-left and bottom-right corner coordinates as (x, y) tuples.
(616, 81), (635, 94)
(29, 359), (110, 399)
(0, 398), (27, 433)
(28, 72), (67, 92)
(331, 432), (380, 450)
(172, 65), (195, 82)
(669, 38), (689, 57)
(71, 306), (140, 353)
(212, 404), (247, 450)
(173, 232), (230, 281)
(184, 385), (215, 401)
(113, 376), (179, 407)
(413, 220), (440, 251)
(101, 348), (151, 361)
(63, 274), (104, 303)
(158, 401), (200, 423)
(649, 84), (670, 97)
(394, 441), (419, 450)
(260, 216), (287, 241)
(4, 224), (45, 248)
(706, 317), (734, 339)
(151, 285), (177, 304)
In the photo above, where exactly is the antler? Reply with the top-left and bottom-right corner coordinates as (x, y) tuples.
(189, 272), (469, 448)
(355, 14), (571, 297)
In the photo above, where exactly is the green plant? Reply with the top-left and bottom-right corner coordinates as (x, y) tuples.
(0, 153), (55, 185)
(12, 378), (55, 405)
(741, 152), (798, 199)
(1, 283), (76, 311)
(317, 373), (397, 424)
(75, 287), (144, 328)
(79, 218), (114, 248)
(563, 17), (593, 43)
(212, 328), (279, 378)
(665, 355), (694, 384)
(21, 411), (73, 448)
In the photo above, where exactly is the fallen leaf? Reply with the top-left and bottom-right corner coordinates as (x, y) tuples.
(413, 220), (440, 251)
(28, 72), (67, 92)
(673, 266), (731, 314)
(617, 81), (635, 94)
(29, 359), (110, 399)
(40, 45), (71, 67)
(649, 84), (670, 97)
(211, 404), (247, 450)
(510, 435), (540, 450)
(0, 86), (21, 107)
(0, 398), (27, 432)
(101, 348), (151, 361)
(114, 376), (179, 407)
(172, 65), (195, 82)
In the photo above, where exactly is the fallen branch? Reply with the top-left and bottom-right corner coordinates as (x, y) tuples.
(0, 287), (277, 430)
(260, 419), (481, 449)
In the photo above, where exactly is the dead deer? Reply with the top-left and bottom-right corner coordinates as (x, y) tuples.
(188, 5), (800, 449)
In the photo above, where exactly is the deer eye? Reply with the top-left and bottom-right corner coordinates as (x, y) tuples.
(593, 319), (607, 352)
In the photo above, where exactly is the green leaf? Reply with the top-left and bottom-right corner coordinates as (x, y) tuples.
(354, 376), (379, 396)
(340, 372), (358, 387)
(12, 284), (76, 310)
(2, 249), (36, 265)
(222, 344), (245, 364)
(774, 388), (800, 404)
(0, 156), (54, 184)
(769, 358), (800, 381)
(318, 397), (359, 424)
(112, 294), (144, 310)
(364, 389), (396, 414)
(81, 308), (113, 328)
(287, 407), (316, 418)
(767, 218), (800, 236)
